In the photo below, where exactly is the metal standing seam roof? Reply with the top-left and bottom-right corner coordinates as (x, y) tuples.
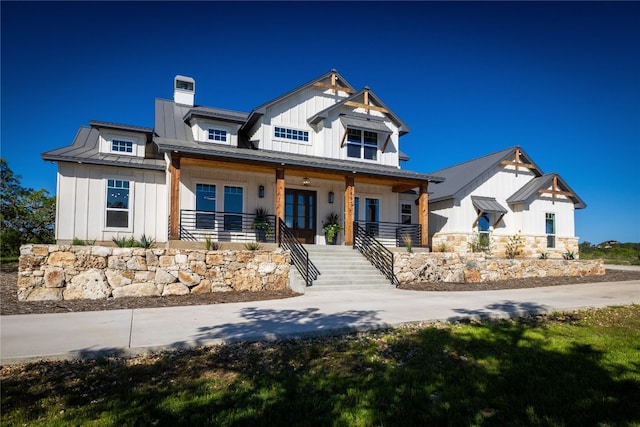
(427, 146), (544, 203)
(339, 116), (392, 134)
(471, 196), (508, 214)
(507, 173), (587, 209)
(41, 126), (166, 171)
(183, 106), (249, 124)
(154, 136), (444, 183)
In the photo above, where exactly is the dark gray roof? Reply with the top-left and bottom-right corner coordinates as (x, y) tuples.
(89, 120), (153, 134)
(340, 116), (392, 134)
(242, 69), (356, 132)
(41, 126), (165, 171)
(471, 196), (508, 214)
(507, 173), (586, 209)
(308, 88), (410, 135)
(427, 146), (544, 203)
(154, 136), (443, 184)
(183, 106), (248, 124)
(155, 99), (192, 141)
(399, 151), (410, 161)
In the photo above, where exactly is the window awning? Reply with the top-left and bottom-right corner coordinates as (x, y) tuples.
(471, 196), (507, 214)
(340, 116), (392, 134)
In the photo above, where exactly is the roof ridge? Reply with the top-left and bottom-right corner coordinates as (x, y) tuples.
(428, 145), (519, 174)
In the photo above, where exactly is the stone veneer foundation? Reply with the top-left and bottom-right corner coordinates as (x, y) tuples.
(18, 245), (291, 302)
(394, 252), (604, 284)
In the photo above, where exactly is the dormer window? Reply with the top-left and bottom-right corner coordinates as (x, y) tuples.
(208, 128), (227, 142)
(111, 139), (134, 154)
(347, 129), (378, 160)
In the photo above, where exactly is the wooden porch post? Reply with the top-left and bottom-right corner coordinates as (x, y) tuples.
(169, 154), (181, 240)
(275, 168), (285, 242)
(344, 175), (355, 245)
(418, 182), (429, 248)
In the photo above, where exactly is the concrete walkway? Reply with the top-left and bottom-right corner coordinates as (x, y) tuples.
(2, 275), (638, 365)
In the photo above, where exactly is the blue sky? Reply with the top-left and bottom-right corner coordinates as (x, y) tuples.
(1, 1), (638, 244)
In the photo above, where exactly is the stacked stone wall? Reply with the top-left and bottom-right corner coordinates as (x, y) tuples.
(18, 245), (291, 302)
(394, 252), (604, 284)
(432, 232), (579, 258)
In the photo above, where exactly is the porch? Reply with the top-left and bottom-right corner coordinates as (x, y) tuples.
(175, 209), (424, 248)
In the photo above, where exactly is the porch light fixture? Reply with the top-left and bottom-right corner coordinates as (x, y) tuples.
(258, 185), (265, 198)
(302, 177), (311, 186)
(328, 191), (334, 204)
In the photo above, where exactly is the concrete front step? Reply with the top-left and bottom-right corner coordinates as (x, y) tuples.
(296, 244), (393, 292)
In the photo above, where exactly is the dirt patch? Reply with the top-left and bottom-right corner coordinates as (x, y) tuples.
(2, 262), (638, 316)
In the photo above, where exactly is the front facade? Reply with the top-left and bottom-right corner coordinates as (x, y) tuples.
(42, 71), (585, 255)
(43, 70), (442, 248)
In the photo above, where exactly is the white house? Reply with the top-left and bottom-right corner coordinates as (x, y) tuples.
(41, 70), (585, 258)
(428, 146), (586, 257)
(43, 70), (443, 248)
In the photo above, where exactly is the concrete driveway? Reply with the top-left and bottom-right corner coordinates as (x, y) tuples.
(2, 276), (638, 365)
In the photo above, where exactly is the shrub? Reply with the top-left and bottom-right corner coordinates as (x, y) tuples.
(505, 234), (524, 259)
(244, 241), (262, 251)
(539, 252), (549, 259)
(402, 234), (413, 253)
(563, 250), (575, 260)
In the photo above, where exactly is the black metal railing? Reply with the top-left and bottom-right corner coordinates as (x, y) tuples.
(278, 218), (320, 287)
(354, 220), (422, 248)
(353, 222), (399, 286)
(179, 210), (277, 243)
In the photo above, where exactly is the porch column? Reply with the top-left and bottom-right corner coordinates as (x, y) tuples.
(418, 182), (429, 248)
(344, 175), (355, 245)
(169, 154), (181, 240)
(275, 168), (285, 241)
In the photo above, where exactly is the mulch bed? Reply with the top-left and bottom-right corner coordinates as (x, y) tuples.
(2, 262), (639, 316)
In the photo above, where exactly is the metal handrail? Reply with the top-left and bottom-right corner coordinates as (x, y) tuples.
(278, 218), (320, 287)
(179, 210), (276, 243)
(353, 222), (399, 286)
(354, 220), (422, 248)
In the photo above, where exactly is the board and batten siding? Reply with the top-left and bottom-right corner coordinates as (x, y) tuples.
(56, 163), (167, 243)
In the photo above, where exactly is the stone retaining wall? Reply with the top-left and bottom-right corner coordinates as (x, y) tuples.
(431, 232), (579, 258)
(394, 252), (604, 284)
(18, 245), (291, 302)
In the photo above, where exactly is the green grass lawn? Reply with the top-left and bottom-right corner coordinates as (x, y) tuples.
(2, 305), (639, 427)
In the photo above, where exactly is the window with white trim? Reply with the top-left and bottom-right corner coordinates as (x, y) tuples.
(208, 128), (227, 142)
(106, 179), (130, 228)
(546, 213), (556, 248)
(347, 129), (378, 160)
(274, 126), (309, 142)
(111, 139), (133, 154)
(401, 204), (412, 224)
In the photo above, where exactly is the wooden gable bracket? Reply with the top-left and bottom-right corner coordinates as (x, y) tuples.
(340, 128), (348, 148)
(472, 211), (485, 228)
(538, 175), (574, 200)
(313, 71), (355, 95)
(344, 89), (388, 114)
(381, 134), (392, 153)
(500, 148), (535, 175)
(492, 213), (505, 228)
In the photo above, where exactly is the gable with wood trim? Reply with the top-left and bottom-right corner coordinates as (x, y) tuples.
(428, 146), (585, 258)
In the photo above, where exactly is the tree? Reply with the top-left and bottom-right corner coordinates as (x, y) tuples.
(1, 158), (56, 257)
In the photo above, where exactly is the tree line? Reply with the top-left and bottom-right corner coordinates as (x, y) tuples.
(1, 158), (56, 258)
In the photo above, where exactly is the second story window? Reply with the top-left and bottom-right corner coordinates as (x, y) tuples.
(274, 126), (309, 142)
(347, 129), (378, 160)
(111, 139), (133, 154)
(208, 129), (227, 142)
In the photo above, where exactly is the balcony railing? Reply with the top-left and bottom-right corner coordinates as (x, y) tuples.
(354, 220), (422, 248)
(179, 210), (277, 243)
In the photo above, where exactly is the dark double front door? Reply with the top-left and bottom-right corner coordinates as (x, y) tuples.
(285, 189), (316, 244)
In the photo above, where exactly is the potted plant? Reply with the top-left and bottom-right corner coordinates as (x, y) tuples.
(322, 212), (344, 245)
(253, 208), (272, 242)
